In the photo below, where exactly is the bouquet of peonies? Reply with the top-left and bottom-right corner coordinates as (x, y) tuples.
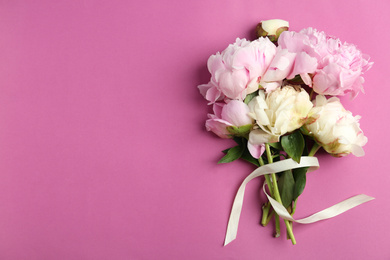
(198, 19), (374, 245)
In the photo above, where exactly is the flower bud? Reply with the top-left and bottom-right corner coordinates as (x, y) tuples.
(256, 19), (289, 42)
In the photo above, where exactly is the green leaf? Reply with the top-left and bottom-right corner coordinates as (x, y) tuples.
(244, 91), (258, 104)
(277, 170), (295, 208)
(292, 167), (308, 200)
(240, 147), (260, 167)
(218, 145), (244, 164)
(281, 130), (305, 163)
(268, 142), (282, 151)
(233, 137), (243, 146)
(221, 148), (230, 154)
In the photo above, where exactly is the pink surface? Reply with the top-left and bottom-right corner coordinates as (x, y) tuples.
(0, 0), (388, 259)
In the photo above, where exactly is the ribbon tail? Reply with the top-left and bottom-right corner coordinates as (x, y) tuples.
(224, 172), (258, 246)
(294, 194), (375, 224)
(265, 188), (375, 224)
(223, 184), (245, 246)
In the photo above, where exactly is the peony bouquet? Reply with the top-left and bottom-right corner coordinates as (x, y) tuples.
(198, 19), (374, 245)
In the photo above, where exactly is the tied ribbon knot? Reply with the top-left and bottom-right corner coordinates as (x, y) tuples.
(224, 156), (374, 246)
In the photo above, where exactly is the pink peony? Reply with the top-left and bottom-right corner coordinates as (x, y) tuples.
(260, 31), (318, 92)
(198, 38), (276, 103)
(205, 100), (253, 138)
(274, 28), (373, 98)
(261, 47), (317, 92)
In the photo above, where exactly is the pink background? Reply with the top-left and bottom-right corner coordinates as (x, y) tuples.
(0, 0), (388, 259)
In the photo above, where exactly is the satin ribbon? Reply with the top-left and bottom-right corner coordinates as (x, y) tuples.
(224, 156), (374, 246)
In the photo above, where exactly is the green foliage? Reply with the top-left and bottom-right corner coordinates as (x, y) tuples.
(278, 170), (295, 208)
(277, 166), (309, 208)
(292, 167), (308, 200)
(244, 91), (258, 104)
(241, 148), (260, 167)
(218, 145), (244, 164)
(268, 141), (282, 151)
(226, 124), (252, 136)
(281, 130), (305, 163)
(218, 137), (259, 166)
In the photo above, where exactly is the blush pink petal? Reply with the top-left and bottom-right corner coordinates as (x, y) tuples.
(278, 31), (308, 53)
(205, 118), (232, 138)
(262, 48), (296, 82)
(219, 69), (249, 100)
(198, 81), (224, 104)
(287, 51), (318, 80)
(247, 141), (265, 159)
(221, 100), (253, 126)
(212, 103), (224, 118)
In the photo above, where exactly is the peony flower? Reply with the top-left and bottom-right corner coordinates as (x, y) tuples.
(261, 47), (317, 92)
(256, 19), (289, 41)
(274, 28), (373, 98)
(205, 100), (253, 138)
(198, 37), (277, 103)
(247, 86), (313, 157)
(260, 29), (319, 92)
(304, 95), (367, 157)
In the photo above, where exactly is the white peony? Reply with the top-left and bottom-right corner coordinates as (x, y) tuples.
(248, 86), (313, 146)
(304, 95), (367, 157)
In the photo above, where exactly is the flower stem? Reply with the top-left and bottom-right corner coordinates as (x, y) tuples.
(259, 155), (280, 236)
(259, 157), (274, 197)
(261, 202), (271, 226)
(292, 199), (298, 215)
(265, 208), (275, 226)
(274, 213), (280, 237)
(259, 157), (275, 227)
(308, 142), (321, 157)
(286, 206), (293, 240)
(266, 144), (296, 245)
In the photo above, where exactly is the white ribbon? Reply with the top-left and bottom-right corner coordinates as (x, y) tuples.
(224, 156), (374, 246)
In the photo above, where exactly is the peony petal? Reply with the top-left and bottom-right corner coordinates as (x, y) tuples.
(246, 78), (260, 95)
(212, 103), (224, 118)
(205, 118), (233, 138)
(260, 81), (281, 92)
(198, 83), (211, 98)
(287, 51), (318, 79)
(221, 100), (253, 126)
(300, 73), (312, 86)
(262, 49), (296, 82)
(247, 141), (265, 159)
(249, 129), (279, 144)
(219, 70), (248, 100)
(207, 54), (225, 82)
